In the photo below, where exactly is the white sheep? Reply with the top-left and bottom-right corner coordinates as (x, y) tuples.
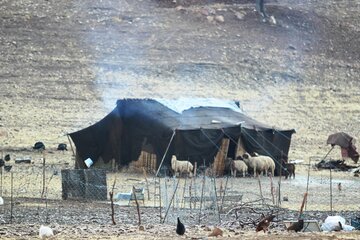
(231, 160), (248, 177)
(242, 153), (267, 177)
(264, 157), (276, 176)
(252, 153), (276, 176)
(171, 155), (194, 177)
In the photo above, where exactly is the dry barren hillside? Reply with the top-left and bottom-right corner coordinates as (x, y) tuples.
(0, 0), (359, 162)
(0, 1), (360, 239)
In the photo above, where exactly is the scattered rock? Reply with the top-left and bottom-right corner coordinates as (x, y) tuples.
(207, 16), (214, 23)
(214, 15), (224, 23)
(208, 227), (223, 237)
(234, 11), (245, 20)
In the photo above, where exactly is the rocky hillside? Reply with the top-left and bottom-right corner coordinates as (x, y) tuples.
(0, 0), (359, 162)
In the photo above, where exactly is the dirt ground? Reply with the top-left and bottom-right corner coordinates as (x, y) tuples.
(0, 0), (360, 239)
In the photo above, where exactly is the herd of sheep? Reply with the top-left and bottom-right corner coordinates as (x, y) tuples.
(170, 153), (295, 178)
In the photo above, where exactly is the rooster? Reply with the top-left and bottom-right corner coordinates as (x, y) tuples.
(176, 217), (185, 236)
(256, 215), (276, 232)
(287, 219), (304, 232)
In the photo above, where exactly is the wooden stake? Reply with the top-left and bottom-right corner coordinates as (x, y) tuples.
(189, 178), (193, 209)
(10, 172), (13, 223)
(198, 173), (206, 224)
(212, 177), (221, 223)
(41, 151), (46, 199)
(194, 162), (197, 177)
(109, 178), (117, 225)
(181, 177), (187, 208)
(158, 178), (162, 223)
(257, 175), (264, 205)
(66, 134), (76, 156)
(220, 176), (229, 213)
(143, 167), (150, 201)
(162, 178), (180, 223)
(270, 175), (275, 205)
(330, 168), (333, 214)
(299, 192), (308, 218)
(304, 157), (311, 211)
(132, 186), (142, 226)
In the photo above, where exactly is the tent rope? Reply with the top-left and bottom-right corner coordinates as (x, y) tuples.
(199, 128), (228, 158)
(241, 130), (289, 173)
(155, 130), (176, 177)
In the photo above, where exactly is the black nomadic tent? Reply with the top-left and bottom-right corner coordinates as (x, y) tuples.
(69, 98), (295, 174)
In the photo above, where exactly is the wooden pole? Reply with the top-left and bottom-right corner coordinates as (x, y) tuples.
(189, 179), (192, 209)
(109, 178), (117, 225)
(162, 178), (180, 223)
(181, 177), (187, 208)
(0, 167), (2, 196)
(41, 151), (46, 199)
(270, 175), (275, 205)
(220, 176), (229, 213)
(132, 186), (142, 226)
(212, 177), (221, 223)
(304, 157), (311, 211)
(330, 168), (333, 214)
(156, 131), (176, 177)
(198, 173), (206, 224)
(299, 192), (308, 218)
(257, 175), (264, 205)
(142, 167), (150, 201)
(278, 157), (282, 207)
(158, 177), (162, 223)
(10, 172), (13, 223)
(66, 134), (76, 156)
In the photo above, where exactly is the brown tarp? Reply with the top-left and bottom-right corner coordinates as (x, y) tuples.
(327, 132), (354, 148)
(327, 132), (359, 163)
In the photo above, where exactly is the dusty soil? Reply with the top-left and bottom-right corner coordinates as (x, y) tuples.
(0, 0), (360, 239)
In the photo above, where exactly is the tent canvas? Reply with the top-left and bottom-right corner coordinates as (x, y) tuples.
(69, 98), (295, 174)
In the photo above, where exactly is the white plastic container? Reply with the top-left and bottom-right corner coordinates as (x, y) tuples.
(84, 158), (93, 168)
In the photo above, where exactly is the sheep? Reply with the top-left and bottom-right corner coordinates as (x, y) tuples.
(242, 153), (267, 177)
(247, 153), (276, 176)
(171, 155), (194, 177)
(231, 160), (248, 177)
(262, 156), (276, 176)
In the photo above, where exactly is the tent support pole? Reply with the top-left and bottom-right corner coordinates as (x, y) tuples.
(156, 130), (176, 177)
(66, 134), (76, 157)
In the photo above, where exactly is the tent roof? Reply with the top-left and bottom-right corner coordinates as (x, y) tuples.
(116, 98), (291, 132)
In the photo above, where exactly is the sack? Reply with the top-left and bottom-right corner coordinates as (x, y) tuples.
(321, 216), (354, 232)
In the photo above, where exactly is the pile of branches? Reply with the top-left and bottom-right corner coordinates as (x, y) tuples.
(315, 159), (357, 171)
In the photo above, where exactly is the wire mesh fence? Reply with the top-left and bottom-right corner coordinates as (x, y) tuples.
(0, 159), (359, 226)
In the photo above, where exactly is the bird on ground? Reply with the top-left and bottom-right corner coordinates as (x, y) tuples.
(256, 215), (276, 232)
(287, 219), (304, 232)
(337, 182), (342, 191)
(0, 159), (4, 167)
(33, 141), (45, 150)
(4, 165), (12, 172)
(176, 217), (185, 235)
(57, 143), (67, 151)
(4, 154), (10, 161)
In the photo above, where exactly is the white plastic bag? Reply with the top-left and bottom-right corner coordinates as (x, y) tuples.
(320, 216), (354, 232)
